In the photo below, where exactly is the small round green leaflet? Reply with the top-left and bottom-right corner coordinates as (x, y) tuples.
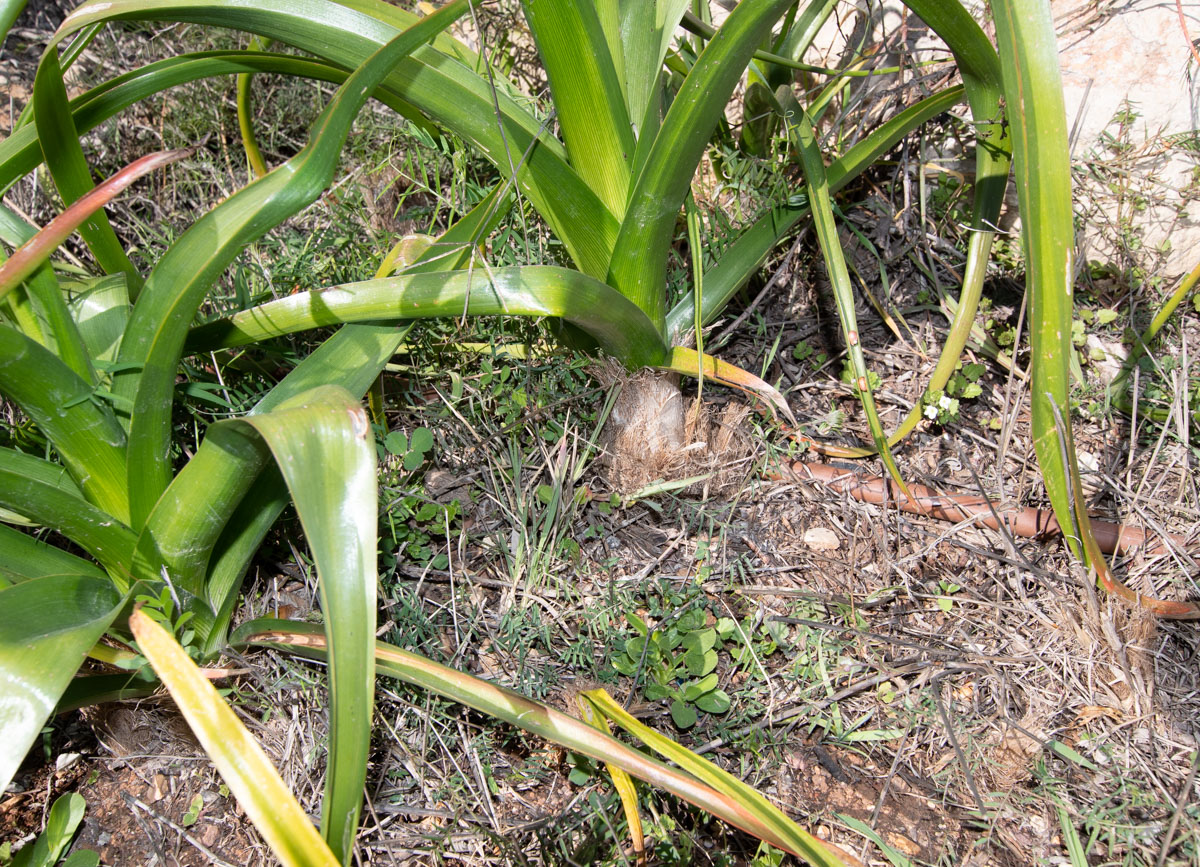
(384, 427), (433, 471)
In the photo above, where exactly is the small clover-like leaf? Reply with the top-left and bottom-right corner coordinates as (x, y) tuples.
(683, 627), (717, 653)
(694, 689), (731, 714)
(660, 627), (683, 653)
(683, 672), (719, 701)
(645, 682), (671, 701)
(384, 431), (408, 456)
(625, 635), (647, 660)
(611, 655), (637, 676)
(409, 427), (434, 454)
(182, 793), (204, 827)
(685, 646), (718, 677)
(670, 699), (697, 729)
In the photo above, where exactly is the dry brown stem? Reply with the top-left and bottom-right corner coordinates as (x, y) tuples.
(787, 460), (1188, 559)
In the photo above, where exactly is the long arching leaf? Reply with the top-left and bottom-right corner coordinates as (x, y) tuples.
(988, 0), (1187, 617)
(0, 448), (135, 579)
(618, 0), (690, 149)
(32, 50), (143, 293)
(53, 0), (616, 278)
(990, 0), (1080, 558)
(220, 386), (377, 861)
(523, 0), (632, 217)
(0, 326), (128, 522)
(0, 52), (360, 194)
(152, 186), (503, 649)
(607, 0), (792, 326)
(0, 523), (107, 584)
(95, 0), (468, 527)
(186, 266), (669, 368)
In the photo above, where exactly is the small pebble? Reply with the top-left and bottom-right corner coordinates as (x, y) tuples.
(803, 527), (840, 551)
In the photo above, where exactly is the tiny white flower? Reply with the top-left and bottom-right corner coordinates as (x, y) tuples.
(924, 404), (938, 420)
(938, 395), (954, 410)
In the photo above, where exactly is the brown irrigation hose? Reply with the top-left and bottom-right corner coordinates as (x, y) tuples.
(785, 460), (1188, 558)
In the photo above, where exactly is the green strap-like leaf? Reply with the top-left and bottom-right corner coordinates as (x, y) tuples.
(155, 183), (501, 648)
(0, 1), (28, 45)
(52, 0), (615, 279)
(791, 107), (910, 496)
(186, 265), (669, 368)
(989, 1), (1072, 528)
(130, 423), (269, 610)
(32, 49), (143, 293)
(0, 575), (122, 792)
(308, 0), (484, 72)
(902, 0), (1002, 105)
(236, 36), (271, 179)
(221, 386), (377, 861)
(0, 326), (129, 523)
(0, 448), (135, 579)
(198, 470), (291, 656)
(888, 0), (1010, 446)
(0, 523), (107, 584)
(55, 671), (156, 713)
(159, 185), (500, 651)
(764, 0), (838, 88)
(104, 0), (468, 527)
(0, 52), (367, 195)
(523, 0), (633, 218)
(608, 0), (798, 326)
(991, 0), (1091, 564)
(619, 0), (690, 152)
(141, 323), (411, 638)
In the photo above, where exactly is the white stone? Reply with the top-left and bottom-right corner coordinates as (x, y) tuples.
(803, 526), (841, 551)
